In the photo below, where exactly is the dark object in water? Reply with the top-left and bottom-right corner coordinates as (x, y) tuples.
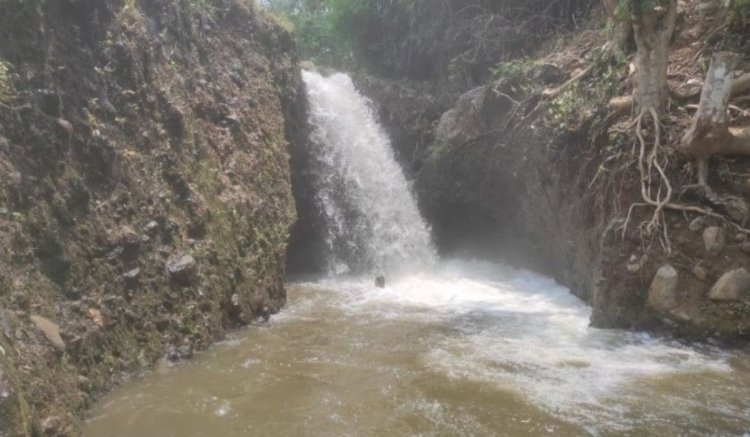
(375, 276), (386, 288)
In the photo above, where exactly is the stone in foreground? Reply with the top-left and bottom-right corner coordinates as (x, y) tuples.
(709, 268), (750, 302)
(647, 264), (679, 312)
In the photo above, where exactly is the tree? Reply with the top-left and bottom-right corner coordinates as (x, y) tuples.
(615, 1), (750, 246)
(630, 0), (677, 113)
(603, 0), (677, 114)
(680, 52), (750, 187)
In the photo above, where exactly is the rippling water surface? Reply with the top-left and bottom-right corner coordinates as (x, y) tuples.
(84, 260), (750, 436)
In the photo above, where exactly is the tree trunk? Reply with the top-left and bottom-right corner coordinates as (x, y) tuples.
(723, 127), (750, 156)
(632, 0), (677, 112)
(603, 0), (632, 59)
(680, 52), (737, 158)
(680, 52), (750, 184)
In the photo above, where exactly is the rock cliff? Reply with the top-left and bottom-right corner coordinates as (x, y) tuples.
(0, 0), (301, 433)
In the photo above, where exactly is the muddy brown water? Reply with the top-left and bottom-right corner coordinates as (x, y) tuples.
(84, 261), (750, 436)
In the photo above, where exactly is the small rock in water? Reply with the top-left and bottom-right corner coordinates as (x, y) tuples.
(259, 306), (271, 322)
(30, 315), (65, 351)
(375, 276), (386, 288)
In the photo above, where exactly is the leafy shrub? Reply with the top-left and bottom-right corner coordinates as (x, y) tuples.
(726, 0), (749, 28)
(261, 0), (596, 83)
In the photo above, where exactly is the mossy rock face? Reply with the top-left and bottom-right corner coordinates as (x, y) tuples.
(0, 0), (302, 433)
(0, 359), (26, 437)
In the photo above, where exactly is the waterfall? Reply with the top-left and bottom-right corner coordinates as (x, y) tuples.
(302, 70), (437, 275)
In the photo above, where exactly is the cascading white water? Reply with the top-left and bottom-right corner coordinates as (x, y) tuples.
(83, 72), (750, 437)
(302, 70), (437, 275)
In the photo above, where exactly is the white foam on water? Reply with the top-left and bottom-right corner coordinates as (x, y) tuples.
(295, 259), (733, 430)
(297, 70), (742, 433)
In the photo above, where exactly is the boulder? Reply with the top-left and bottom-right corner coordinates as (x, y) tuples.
(709, 268), (750, 302)
(375, 276), (386, 288)
(647, 264), (679, 312)
(165, 254), (197, 286)
(703, 226), (726, 255)
(692, 265), (707, 281)
(30, 315), (65, 351)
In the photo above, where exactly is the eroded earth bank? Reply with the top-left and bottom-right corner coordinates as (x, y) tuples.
(2, 0), (750, 435)
(0, 0), (302, 433)
(346, 0), (750, 340)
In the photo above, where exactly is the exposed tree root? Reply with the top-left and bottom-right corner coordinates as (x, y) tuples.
(608, 71), (750, 114)
(621, 107), (674, 254)
(621, 105), (750, 255)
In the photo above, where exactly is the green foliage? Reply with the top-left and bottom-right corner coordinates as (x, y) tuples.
(615, 0), (676, 19)
(260, 0), (364, 69)
(545, 87), (580, 132)
(614, 0), (630, 21)
(491, 59), (535, 79)
(187, 0), (215, 15)
(544, 50), (627, 135)
(0, 60), (13, 104)
(491, 59), (542, 96)
(726, 0), (750, 28)
(262, 0), (595, 81)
